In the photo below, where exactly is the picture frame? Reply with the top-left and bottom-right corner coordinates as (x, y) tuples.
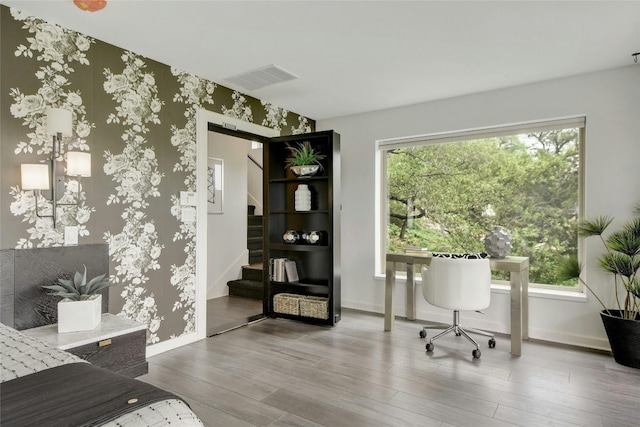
(207, 157), (223, 214)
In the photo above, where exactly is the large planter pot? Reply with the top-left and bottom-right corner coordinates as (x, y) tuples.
(58, 294), (102, 333)
(600, 309), (640, 369)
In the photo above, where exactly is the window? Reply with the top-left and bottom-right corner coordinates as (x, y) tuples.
(377, 117), (585, 289)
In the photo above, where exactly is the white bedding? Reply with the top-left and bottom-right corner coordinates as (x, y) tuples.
(0, 322), (203, 426)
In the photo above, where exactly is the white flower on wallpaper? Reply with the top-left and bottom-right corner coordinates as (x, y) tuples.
(104, 52), (164, 133)
(292, 115), (312, 135)
(261, 101), (288, 131)
(103, 51), (164, 343)
(104, 140), (163, 206)
(12, 8), (93, 65)
(168, 68), (216, 336)
(172, 70), (216, 106)
(8, 11), (95, 248)
(221, 90), (253, 122)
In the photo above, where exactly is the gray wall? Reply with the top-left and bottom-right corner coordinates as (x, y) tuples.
(319, 65), (640, 350)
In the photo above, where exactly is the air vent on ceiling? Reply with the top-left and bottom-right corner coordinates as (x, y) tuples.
(224, 64), (299, 91)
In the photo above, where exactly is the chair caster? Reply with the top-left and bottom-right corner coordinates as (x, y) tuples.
(426, 342), (434, 352)
(419, 330), (427, 338)
(472, 349), (481, 359)
(488, 338), (496, 348)
(455, 332), (461, 336)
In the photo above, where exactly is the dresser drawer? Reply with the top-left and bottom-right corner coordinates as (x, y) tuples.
(67, 329), (147, 376)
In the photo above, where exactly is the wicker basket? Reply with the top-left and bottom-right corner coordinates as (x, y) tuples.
(300, 296), (329, 320)
(273, 293), (301, 315)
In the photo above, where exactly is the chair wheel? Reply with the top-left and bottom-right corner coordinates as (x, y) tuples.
(426, 342), (434, 352)
(455, 332), (461, 336)
(419, 330), (427, 338)
(472, 349), (481, 359)
(488, 338), (496, 348)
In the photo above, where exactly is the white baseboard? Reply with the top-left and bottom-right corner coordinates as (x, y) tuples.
(146, 331), (205, 358)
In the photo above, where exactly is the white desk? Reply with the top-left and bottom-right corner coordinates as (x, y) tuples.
(385, 253), (529, 356)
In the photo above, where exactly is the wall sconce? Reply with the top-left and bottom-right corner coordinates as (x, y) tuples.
(20, 108), (91, 227)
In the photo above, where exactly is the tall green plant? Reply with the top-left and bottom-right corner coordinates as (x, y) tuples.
(557, 204), (640, 319)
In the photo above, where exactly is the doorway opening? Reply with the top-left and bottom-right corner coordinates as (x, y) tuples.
(206, 124), (268, 336)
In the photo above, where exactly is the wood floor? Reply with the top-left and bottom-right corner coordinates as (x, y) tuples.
(140, 310), (640, 427)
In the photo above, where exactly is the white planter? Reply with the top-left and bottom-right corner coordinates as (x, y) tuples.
(58, 294), (102, 333)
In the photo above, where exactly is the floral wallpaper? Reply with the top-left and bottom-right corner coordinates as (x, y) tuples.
(0, 5), (314, 345)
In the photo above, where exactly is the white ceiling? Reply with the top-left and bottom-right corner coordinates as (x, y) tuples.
(2, 1), (639, 120)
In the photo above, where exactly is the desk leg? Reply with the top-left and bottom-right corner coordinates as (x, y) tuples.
(406, 263), (416, 321)
(385, 261), (396, 331)
(510, 271), (523, 356)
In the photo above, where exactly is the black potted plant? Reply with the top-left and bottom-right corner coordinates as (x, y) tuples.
(557, 203), (640, 368)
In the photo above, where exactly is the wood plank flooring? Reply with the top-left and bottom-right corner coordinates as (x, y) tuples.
(140, 310), (640, 427)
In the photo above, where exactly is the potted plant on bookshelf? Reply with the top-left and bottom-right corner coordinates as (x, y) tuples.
(285, 141), (326, 177)
(42, 265), (114, 333)
(557, 203), (640, 368)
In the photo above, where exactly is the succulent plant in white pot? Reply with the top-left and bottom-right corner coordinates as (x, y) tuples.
(42, 265), (114, 333)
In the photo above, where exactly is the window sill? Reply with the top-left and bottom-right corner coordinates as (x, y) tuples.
(375, 273), (588, 303)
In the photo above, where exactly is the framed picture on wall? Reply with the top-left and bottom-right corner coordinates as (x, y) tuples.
(207, 157), (223, 214)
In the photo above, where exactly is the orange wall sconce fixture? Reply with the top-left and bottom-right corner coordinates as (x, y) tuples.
(74, 0), (107, 12)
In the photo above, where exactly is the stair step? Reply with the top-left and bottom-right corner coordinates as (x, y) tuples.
(242, 263), (263, 281)
(248, 215), (263, 226)
(227, 279), (263, 300)
(248, 238), (262, 251)
(248, 225), (263, 238)
(247, 252), (264, 269)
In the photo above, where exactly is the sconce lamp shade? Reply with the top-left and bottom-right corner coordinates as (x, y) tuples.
(45, 108), (73, 137)
(66, 152), (92, 177)
(21, 164), (50, 190)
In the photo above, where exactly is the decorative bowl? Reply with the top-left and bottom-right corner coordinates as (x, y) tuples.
(283, 230), (300, 244)
(290, 165), (320, 177)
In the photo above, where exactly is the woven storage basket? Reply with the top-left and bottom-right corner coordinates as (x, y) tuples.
(300, 296), (329, 320)
(273, 293), (301, 315)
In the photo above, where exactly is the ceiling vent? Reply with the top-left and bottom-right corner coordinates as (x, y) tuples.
(224, 64), (299, 91)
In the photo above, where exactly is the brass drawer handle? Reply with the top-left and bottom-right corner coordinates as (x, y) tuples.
(98, 338), (112, 347)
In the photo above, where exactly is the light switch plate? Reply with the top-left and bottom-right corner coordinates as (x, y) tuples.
(64, 226), (79, 246)
(181, 207), (196, 222)
(180, 191), (197, 206)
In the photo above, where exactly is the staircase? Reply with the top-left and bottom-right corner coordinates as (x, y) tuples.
(247, 206), (263, 264)
(227, 206), (264, 300)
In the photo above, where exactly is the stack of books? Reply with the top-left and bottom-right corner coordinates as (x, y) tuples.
(269, 258), (299, 282)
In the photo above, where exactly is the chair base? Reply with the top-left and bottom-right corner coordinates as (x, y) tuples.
(421, 310), (495, 358)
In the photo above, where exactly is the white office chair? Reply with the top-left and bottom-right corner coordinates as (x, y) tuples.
(419, 256), (496, 359)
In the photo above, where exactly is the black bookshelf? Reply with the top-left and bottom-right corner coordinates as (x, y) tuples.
(263, 130), (341, 325)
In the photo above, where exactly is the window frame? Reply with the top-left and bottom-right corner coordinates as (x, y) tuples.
(375, 116), (586, 292)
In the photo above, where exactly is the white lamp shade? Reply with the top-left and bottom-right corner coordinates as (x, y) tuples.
(66, 152), (91, 177)
(45, 108), (73, 137)
(21, 164), (50, 190)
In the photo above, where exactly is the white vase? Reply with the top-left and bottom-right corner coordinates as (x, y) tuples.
(295, 184), (311, 211)
(58, 294), (102, 333)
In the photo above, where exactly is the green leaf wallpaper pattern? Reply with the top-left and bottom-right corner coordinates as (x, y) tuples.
(1, 5), (314, 345)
